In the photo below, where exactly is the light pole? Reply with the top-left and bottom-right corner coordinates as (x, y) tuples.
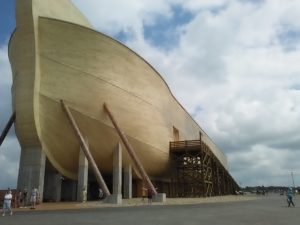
(291, 172), (295, 189)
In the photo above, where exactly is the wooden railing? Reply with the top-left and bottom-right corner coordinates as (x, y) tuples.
(170, 139), (202, 150)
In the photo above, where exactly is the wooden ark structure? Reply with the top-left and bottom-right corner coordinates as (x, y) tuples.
(0, 0), (238, 202)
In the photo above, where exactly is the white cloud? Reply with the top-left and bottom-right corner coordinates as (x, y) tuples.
(0, 135), (20, 189)
(228, 145), (300, 186)
(0, 44), (20, 189)
(0, 44), (14, 127)
(72, 0), (176, 39)
(0, 45), (12, 85)
(71, 0), (300, 186)
(71, 0), (230, 37)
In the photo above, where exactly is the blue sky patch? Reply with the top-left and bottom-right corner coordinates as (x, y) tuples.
(0, 0), (15, 45)
(278, 27), (300, 51)
(208, 3), (229, 15)
(191, 105), (203, 118)
(290, 84), (300, 90)
(115, 30), (131, 43)
(143, 5), (194, 51)
(239, 0), (265, 5)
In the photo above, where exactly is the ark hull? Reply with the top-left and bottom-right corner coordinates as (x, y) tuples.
(9, 0), (227, 182)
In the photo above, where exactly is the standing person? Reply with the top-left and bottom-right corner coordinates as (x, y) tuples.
(147, 187), (153, 205)
(2, 189), (13, 216)
(141, 187), (147, 203)
(17, 190), (22, 208)
(287, 187), (295, 207)
(23, 188), (28, 208)
(82, 187), (87, 203)
(30, 188), (38, 209)
(98, 188), (103, 200)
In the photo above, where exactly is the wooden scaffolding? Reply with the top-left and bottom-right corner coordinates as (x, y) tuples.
(170, 139), (239, 197)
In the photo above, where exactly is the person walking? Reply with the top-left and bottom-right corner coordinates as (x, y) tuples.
(2, 189), (13, 216)
(30, 188), (38, 209)
(141, 187), (147, 203)
(287, 187), (295, 207)
(22, 188), (28, 208)
(17, 190), (22, 208)
(147, 187), (153, 205)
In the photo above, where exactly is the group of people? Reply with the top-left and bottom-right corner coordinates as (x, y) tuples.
(2, 187), (39, 216)
(17, 188), (39, 209)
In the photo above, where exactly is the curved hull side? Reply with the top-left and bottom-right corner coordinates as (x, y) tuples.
(9, 1), (40, 148)
(36, 17), (227, 179)
(10, 0), (94, 178)
(10, 0), (93, 148)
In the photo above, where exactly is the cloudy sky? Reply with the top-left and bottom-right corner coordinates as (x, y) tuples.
(1, 0), (300, 189)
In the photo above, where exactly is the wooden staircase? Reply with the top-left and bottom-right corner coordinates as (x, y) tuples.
(169, 140), (239, 197)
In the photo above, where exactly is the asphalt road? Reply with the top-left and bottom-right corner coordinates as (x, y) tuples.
(0, 195), (298, 225)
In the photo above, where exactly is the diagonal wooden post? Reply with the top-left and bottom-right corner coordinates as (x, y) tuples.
(103, 103), (157, 195)
(61, 100), (110, 196)
(0, 112), (16, 147)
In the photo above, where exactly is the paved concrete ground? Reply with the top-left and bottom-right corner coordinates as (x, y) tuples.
(9, 195), (256, 211)
(0, 195), (298, 225)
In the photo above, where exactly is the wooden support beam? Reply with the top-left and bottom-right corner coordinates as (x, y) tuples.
(203, 152), (208, 165)
(0, 112), (16, 147)
(103, 103), (157, 195)
(61, 100), (111, 196)
(200, 147), (206, 197)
